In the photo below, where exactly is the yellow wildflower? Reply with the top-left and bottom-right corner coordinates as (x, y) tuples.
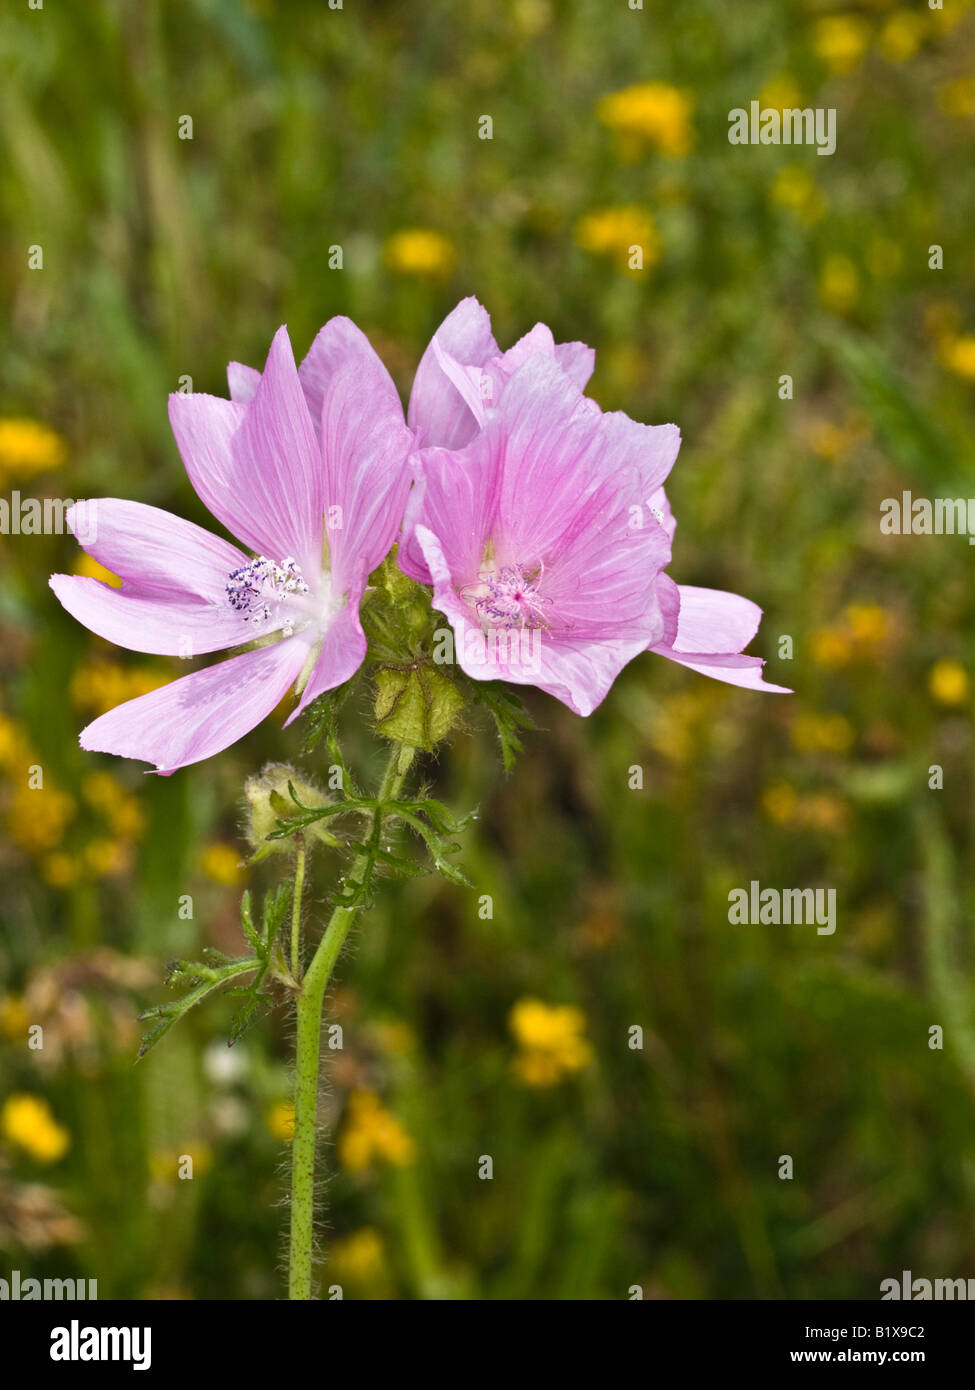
(338, 1090), (415, 1172)
(790, 712), (855, 755)
(798, 793), (850, 834)
(0, 995), (30, 1041)
(41, 851), (81, 889)
(0, 713), (29, 770)
(201, 843), (245, 887)
(1, 1094), (70, 1164)
(929, 660), (969, 706)
(936, 76), (975, 119)
(148, 1145), (213, 1182)
(942, 335), (975, 383)
(0, 419), (67, 480)
(332, 1228), (385, 1283)
(71, 662), (170, 717)
(74, 553), (122, 588)
(83, 837), (130, 878)
(819, 255), (860, 316)
(771, 165), (829, 225)
(596, 82), (694, 157)
(844, 603), (889, 646)
(509, 998), (592, 1087)
(878, 11), (924, 64)
(813, 16), (871, 74)
(575, 206), (659, 273)
(6, 784), (76, 854)
(759, 76), (803, 112)
(266, 1099), (295, 1145)
(761, 783), (798, 825)
(810, 627), (853, 668)
(383, 229), (455, 277)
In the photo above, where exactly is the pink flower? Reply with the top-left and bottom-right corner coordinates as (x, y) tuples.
(407, 295), (595, 452)
(401, 348), (789, 716)
(50, 322), (414, 772)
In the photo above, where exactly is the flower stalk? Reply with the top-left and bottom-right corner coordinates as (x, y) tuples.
(287, 741), (414, 1300)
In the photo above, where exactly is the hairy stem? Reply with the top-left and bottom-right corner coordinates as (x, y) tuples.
(288, 741), (414, 1300)
(290, 834), (306, 982)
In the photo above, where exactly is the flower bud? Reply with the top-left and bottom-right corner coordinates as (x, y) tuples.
(243, 763), (337, 861)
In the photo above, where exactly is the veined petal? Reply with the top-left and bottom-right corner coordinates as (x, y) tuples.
(299, 316), (403, 435)
(49, 575), (259, 656)
(407, 297), (499, 450)
(285, 601), (367, 724)
(227, 361), (261, 403)
(553, 340), (596, 392)
(416, 525), (654, 716)
(650, 582), (791, 692)
(398, 435), (501, 585)
(668, 584), (762, 654)
(79, 637), (311, 774)
(318, 358), (415, 591)
(61, 499), (248, 601)
(169, 327), (323, 571)
(230, 326), (324, 577)
(652, 649), (792, 693)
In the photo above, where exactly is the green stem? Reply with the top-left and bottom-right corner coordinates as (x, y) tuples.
(290, 834), (306, 982)
(288, 741), (414, 1300)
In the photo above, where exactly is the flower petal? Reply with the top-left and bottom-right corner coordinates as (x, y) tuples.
(230, 326), (324, 576)
(79, 637), (311, 774)
(299, 316), (403, 434)
(50, 575), (258, 656)
(318, 358), (415, 592)
(416, 525), (654, 716)
(650, 583), (792, 692)
(285, 603), (367, 724)
(227, 362), (261, 403)
(407, 297), (499, 449)
(169, 327), (323, 571)
(398, 434), (501, 585)
(62, 499), (248, 600)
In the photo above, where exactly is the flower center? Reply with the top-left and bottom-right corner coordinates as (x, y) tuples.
(226, 556), (311, 637)
(462, 564), (552, 631)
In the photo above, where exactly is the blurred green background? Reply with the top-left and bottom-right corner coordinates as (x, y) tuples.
(2, 0), (975, 1299)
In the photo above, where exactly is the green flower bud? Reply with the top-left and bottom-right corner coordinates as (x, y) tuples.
(374, 664), (466, 751)
(243, 763), (337, 862)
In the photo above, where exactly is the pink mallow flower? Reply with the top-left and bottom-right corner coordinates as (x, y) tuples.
(50, 322), (414, 773)
(400, 351), (789, 716)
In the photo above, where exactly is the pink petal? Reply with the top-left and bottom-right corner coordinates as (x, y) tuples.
(227, 362), (261, 403)
(553, 341), (596, 392)
(285, 603), (367, 724)
(407, 297), (499, 450)
(653, 649), (792, 692)
(169, 327), (323, 573)
(669, 585), (762, 654)
(318, 358), (415, 592)
(416, 526), (655, 716)
(50, 575), (259, 656)
(79, 637), (311, 774)
(650, 583), (792, 692)
(397, 435), (500, 585)
(62, 499), (247, 600)
(299, 317), (403, 436)
(230, 326), (324, 577)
